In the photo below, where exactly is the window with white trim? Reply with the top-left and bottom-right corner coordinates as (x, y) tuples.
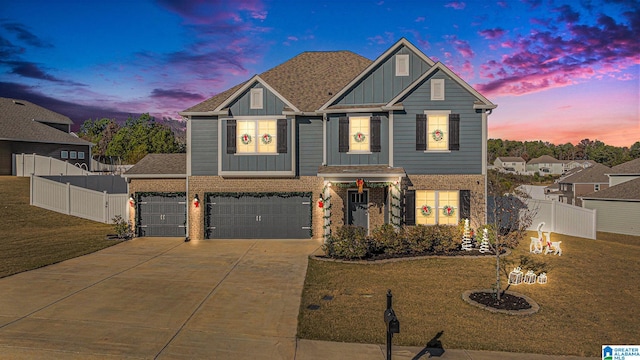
(61, 151), (68, 159)
(396, 54), (409, 76)
(349, 116), (370, 152)
(250, 88), (263, 109)
(78, 152), (85, 160)
(70, 151), (77, 159)
(237, 120), (276, 153)
(426, 111), (450, 150)
(594, 184), (600, 191)
(415, 190), (459, 225)
(431, 78), (445, 100)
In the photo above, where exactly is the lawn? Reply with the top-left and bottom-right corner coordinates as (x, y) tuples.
(0, 176), (119, 278)
(298, 231), (640, 357)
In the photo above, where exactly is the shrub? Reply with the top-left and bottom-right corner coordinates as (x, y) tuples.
(369, 224), (405, 256)
(322, 225), (370, 260)
(404, 225), (434, 253)
(112, 215), (133, 240)
(428, 224), (460, 254)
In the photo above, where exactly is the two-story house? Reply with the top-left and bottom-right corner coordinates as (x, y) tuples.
(526, 155), (565, 175)
(494, 157), (526, 174)
(557, 163), (610, 206)
(127, 39), (496, 240)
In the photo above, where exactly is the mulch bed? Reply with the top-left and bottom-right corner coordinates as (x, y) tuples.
(468, 291), (532, 311)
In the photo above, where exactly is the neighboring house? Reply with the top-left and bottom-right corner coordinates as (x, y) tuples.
(557, 163), (610, 206)
(564, 159), (596, 172)
(0, 97), (93, 175)
(581, 177), (640, 236)
(128, 38), (496, 240)
(122, 154), (187, 237)
(494, 157), (526, 174)
(526, 155), (565, 175)
(516, 185), (547, 200)
(607, 158), (640, 187)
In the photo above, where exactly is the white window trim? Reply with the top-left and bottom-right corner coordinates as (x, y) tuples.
(396, 54), (409, 76)
(236, 118), (278, 155)
(250, 88), (263, 109)
(431, 78), (445, 100)
(423, 110), (451, 153)
(347, 116), (371, 154)
(61, 151), (68, 159)
(415, 190), (459, 225)
(78, 152), (85, 160)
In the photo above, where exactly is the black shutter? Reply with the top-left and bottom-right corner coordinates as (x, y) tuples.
(277, 119), (287, 153)
(404, 190), (416, 226)
(416, 114), (426, 151)
(370, 116), (381, 152)
(226, 120), (236, 154)
(339, 116), (349, 153)
(449, 114), (460, 151)
(460, 190), (470, 220)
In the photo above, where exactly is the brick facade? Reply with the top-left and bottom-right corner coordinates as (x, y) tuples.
(328, 186), (387, 234)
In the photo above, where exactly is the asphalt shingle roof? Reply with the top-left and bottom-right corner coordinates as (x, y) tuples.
(527, 155), (563, 164)
(560, 163), (611, 184)
(582, 177), (640, 201)
(0, 97), (92, 146)
(610, 158), (640, 174)
(497, 157), (525, 163)
(123, 154), (186, 176)
(183, 51), (372, 113)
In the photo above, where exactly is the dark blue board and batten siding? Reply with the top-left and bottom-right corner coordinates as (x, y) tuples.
(296, 116), (323, 176)
(394, 70), (483, 175)
(326, 114), (389, 166)
(191, 116), (218, 176)
(335, 45), (432, 106)
(228, 83), (288, 117)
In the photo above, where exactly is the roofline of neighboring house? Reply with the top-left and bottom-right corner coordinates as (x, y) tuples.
(606, 173), (640, 176)
(0, 137), (94, 147)
(178, 110), (229, 117)
(581, 197), (640, 202)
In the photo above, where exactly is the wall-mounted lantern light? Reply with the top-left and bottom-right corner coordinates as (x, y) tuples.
(193, 194), (200, 208)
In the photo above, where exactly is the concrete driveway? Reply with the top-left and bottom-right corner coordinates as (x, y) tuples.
(0, 237), (320, 359)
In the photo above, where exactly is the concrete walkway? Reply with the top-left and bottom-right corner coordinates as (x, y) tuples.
(0, 238), (598, 359)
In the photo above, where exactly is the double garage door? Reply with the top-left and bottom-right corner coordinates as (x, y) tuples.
(137, 193), (186, 237)
(206, 193), (312, 239)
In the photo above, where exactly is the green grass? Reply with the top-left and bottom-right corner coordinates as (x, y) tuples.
(0, 176), (119, 278)
(298, 231), (640, 357)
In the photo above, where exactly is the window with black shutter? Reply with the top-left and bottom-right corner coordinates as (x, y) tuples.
(416, 114), (427, 151)
(226, 120), (236, 154)
(370, 116), (381, 152)
(277, 119), (287, 153)
(338, 116), (349, 152)
(449, 114), (460, 151)
(404, 190), (416, 226)
(459, 190), (470, 220)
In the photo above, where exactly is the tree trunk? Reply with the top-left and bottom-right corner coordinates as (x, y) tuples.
(495, 253), (501, 301)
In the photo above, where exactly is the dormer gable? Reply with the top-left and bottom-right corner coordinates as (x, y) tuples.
(214, 75), (300, 116)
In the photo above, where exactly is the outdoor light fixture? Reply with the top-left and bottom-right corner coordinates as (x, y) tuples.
(129, 195), (134, 207)
(193, 194), (200, 208)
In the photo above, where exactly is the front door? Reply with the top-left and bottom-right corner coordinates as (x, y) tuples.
(348, 190), (369, 230)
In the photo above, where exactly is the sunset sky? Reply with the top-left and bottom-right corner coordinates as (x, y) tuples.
(1, 0), (638, 147)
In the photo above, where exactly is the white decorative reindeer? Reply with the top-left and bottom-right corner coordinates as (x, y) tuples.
(543, 232), (562, 256)
(529, 222), (545, 254)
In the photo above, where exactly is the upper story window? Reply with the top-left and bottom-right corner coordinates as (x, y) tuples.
(395, 54), (409, 76)
(78, 152), (85, 160)
(237, 120), (276, 153)
(70, 151), (77, 159)
(431, 79), (445, 100)
(61, 151), (68, 159)
(250, 88), (264, 109)
(338, 116), (381, 153)
(349, 117), (370, 152)
(594, 184), (600, 191)
(416, 111), (459, 152)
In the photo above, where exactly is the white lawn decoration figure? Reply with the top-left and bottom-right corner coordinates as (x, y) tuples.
(524, 270), (537, 284)
(508, 267), (523, 285)
(537, 272), (548, 284)
(461, 219), (473, 251)
(479, 228), (490, 253)
(529, 222), (545, 254)
(543, 232), (562, 256)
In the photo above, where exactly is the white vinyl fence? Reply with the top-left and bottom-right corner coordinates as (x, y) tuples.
(526, 199), (596, 239)
(14, 153), (91, 176)
(30, 176), (127, 224)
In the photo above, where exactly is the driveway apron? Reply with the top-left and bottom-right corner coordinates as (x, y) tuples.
(0, 238), (320, 359)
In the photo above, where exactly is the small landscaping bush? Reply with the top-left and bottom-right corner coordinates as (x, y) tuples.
(323, 222), (471, 260)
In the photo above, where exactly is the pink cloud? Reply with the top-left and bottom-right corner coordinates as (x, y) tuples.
(444, 2), (466, 10)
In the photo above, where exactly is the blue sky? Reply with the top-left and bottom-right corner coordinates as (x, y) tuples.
(1, 0), (638, 146)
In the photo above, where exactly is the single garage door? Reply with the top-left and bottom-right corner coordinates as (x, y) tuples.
(137, 193), (186, 237)
(206, 192), (312, 239)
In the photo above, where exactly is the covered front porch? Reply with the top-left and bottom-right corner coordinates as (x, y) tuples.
(317, 165), (406, 240)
